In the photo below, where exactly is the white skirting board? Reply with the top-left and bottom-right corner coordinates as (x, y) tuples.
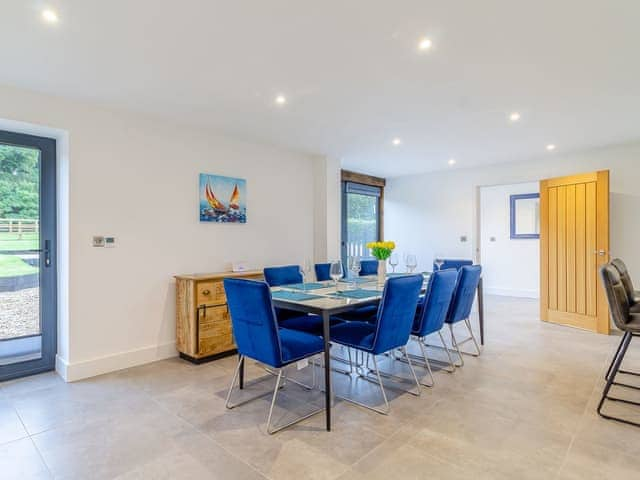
(484, 287), (540, 299)
(55, 342), (178, 382)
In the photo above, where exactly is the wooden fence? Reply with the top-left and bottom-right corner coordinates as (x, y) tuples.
(0, 218), (39, 236)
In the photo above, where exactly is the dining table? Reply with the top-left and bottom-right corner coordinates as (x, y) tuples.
(264, 273), (485, 431)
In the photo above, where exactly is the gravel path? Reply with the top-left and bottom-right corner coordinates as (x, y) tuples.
(0, 287), (39, 339)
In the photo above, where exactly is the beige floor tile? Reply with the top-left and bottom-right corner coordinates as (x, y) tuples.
(0, 397), (28, 445)
(2, 295), (640, 479)
(0, 437), (51, 479)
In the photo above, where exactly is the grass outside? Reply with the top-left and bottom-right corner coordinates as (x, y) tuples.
(0, 232), (39, 252)
(0, 254), (38, 277)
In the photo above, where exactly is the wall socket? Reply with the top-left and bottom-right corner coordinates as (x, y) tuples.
(93, 236), (116, 247)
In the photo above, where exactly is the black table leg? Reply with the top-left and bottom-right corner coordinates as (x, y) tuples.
(478, 277), (485, 346)
(239, 355), (245, 390)
(322, 310), (332, 431)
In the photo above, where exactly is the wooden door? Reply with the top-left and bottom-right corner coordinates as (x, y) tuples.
(540, 171), (609, 333)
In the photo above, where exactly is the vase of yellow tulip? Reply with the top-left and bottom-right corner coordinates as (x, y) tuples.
(366, 241), (396, 286)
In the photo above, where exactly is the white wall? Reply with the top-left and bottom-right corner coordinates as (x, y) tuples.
(480, 182), (539, 298)
(0, 84), (321, 381)
(385, 142), (640, 284)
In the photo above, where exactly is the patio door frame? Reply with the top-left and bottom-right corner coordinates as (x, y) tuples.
(340, 170), (386, 266)
(0, 129), (57, 381)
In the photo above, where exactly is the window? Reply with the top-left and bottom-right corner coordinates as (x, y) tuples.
(341, 171), (385, 266)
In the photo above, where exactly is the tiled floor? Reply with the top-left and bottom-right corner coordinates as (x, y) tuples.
(2, 296), (640, 479)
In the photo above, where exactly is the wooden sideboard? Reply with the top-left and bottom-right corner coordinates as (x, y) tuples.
(174, 270), (263, 363)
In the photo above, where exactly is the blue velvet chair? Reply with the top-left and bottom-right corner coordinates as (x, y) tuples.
(330, 275), (424, 414)
(223, 278), (325, 434)
(409, 269), (459, 386)
(445, 265), (482, 366)
(360, 259), (378, 276)
(314, 263), (331, 281)
(264, 265), (303, 286)
(433, 259), (472, 272)
(263, 265), (306, 323)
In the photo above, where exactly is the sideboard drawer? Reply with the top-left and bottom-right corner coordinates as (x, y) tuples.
(199, 306), (232, 339)
(197, 281), (226, 306)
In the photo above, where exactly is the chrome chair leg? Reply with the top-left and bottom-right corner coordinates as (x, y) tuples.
(402, 346), (422, 395)
(226, 356), (283, 409)
(226, 356), (325, 434)
(437, 331), (456, 372)
(418, 341), (435, 387)
(464, 318), (481, 356)
(335, 354), (390, 415)
(449, 324), (464, 367)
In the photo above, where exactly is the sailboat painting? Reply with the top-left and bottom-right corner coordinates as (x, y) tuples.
(199, 174), (247, 223)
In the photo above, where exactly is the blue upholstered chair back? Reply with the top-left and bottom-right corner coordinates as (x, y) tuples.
(263, 265), (302, 287)
(433, 259), (473, 272)
(446, 265), (482, 324)
(223, 278), (282, 367)
(360, 259), (378, 276)
(413, 269), (459, 337)
(314, 263), (331, 281)
(371, 275), (423, 354)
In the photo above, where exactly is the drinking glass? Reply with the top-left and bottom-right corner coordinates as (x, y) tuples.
(389, 253), (399, 273)
(330, 260), (343, 290)
(434, 256), (445, 271)
(299, 259), (312, 290)
(405, 254), (418, 273)
(349, 257), (361, 288)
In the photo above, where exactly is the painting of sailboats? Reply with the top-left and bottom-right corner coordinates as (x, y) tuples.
(199, 174), (247, 223)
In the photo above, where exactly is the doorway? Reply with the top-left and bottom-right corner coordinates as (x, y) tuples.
(479, 182), (540, 299)
(0, 130), (57, 381)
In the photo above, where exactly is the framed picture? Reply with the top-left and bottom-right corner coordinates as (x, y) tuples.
(510, 193), (540, 239)
(199, 173), (246, 223)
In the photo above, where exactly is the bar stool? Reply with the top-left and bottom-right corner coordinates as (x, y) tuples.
(598, 262), (640, 427)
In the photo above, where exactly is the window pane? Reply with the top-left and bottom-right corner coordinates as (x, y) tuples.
(345, 192), (378, 259)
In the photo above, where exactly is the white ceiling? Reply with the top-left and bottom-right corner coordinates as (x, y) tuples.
(2, 1), (639, 177)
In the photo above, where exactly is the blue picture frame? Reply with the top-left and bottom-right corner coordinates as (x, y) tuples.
(510, 193), (540, 239)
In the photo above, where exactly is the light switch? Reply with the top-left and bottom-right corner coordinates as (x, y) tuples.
(93, 236), (105, 247)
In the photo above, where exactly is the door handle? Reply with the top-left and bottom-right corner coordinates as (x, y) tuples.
(593, 249), (608, 257)
(44, 240), (51, 267)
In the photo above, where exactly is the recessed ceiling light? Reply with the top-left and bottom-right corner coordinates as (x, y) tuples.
(41, 9), (59, 24)
(418, 37), (433, 51)
(448, 158), (456, 165)
(509, 112), (521, 122)
(274, 95), (287, 106)
(392, 138), (402, 146)
(546, 144), (556, 151)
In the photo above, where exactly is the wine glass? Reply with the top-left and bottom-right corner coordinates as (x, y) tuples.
(434, 256), (445, 272)
(389, 253), (399, 273)
(299, 259), (312, 290)
(405, 254), (418, 273)
(330, 260), (343, 290)
(349, 257), (361, 288)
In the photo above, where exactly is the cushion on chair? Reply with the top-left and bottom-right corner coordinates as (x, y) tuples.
(279, 314), (342, 335)
(329, 321), (376, 351)
(279, 328), (325, 365)
(626, 303), (640, 332)
(275, 307), (306, 322)
(332, 304), (378, 323)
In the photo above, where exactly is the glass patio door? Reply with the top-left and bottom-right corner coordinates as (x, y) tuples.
(0, 130), (57, 381)
(341, 181), (381, 266)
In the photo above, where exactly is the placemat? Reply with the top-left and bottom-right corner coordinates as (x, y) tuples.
(272, 290), (323, 302)
(331, 289), (380, 299)
(339, 277), (374, 285)
(284, 282), (328, 291)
